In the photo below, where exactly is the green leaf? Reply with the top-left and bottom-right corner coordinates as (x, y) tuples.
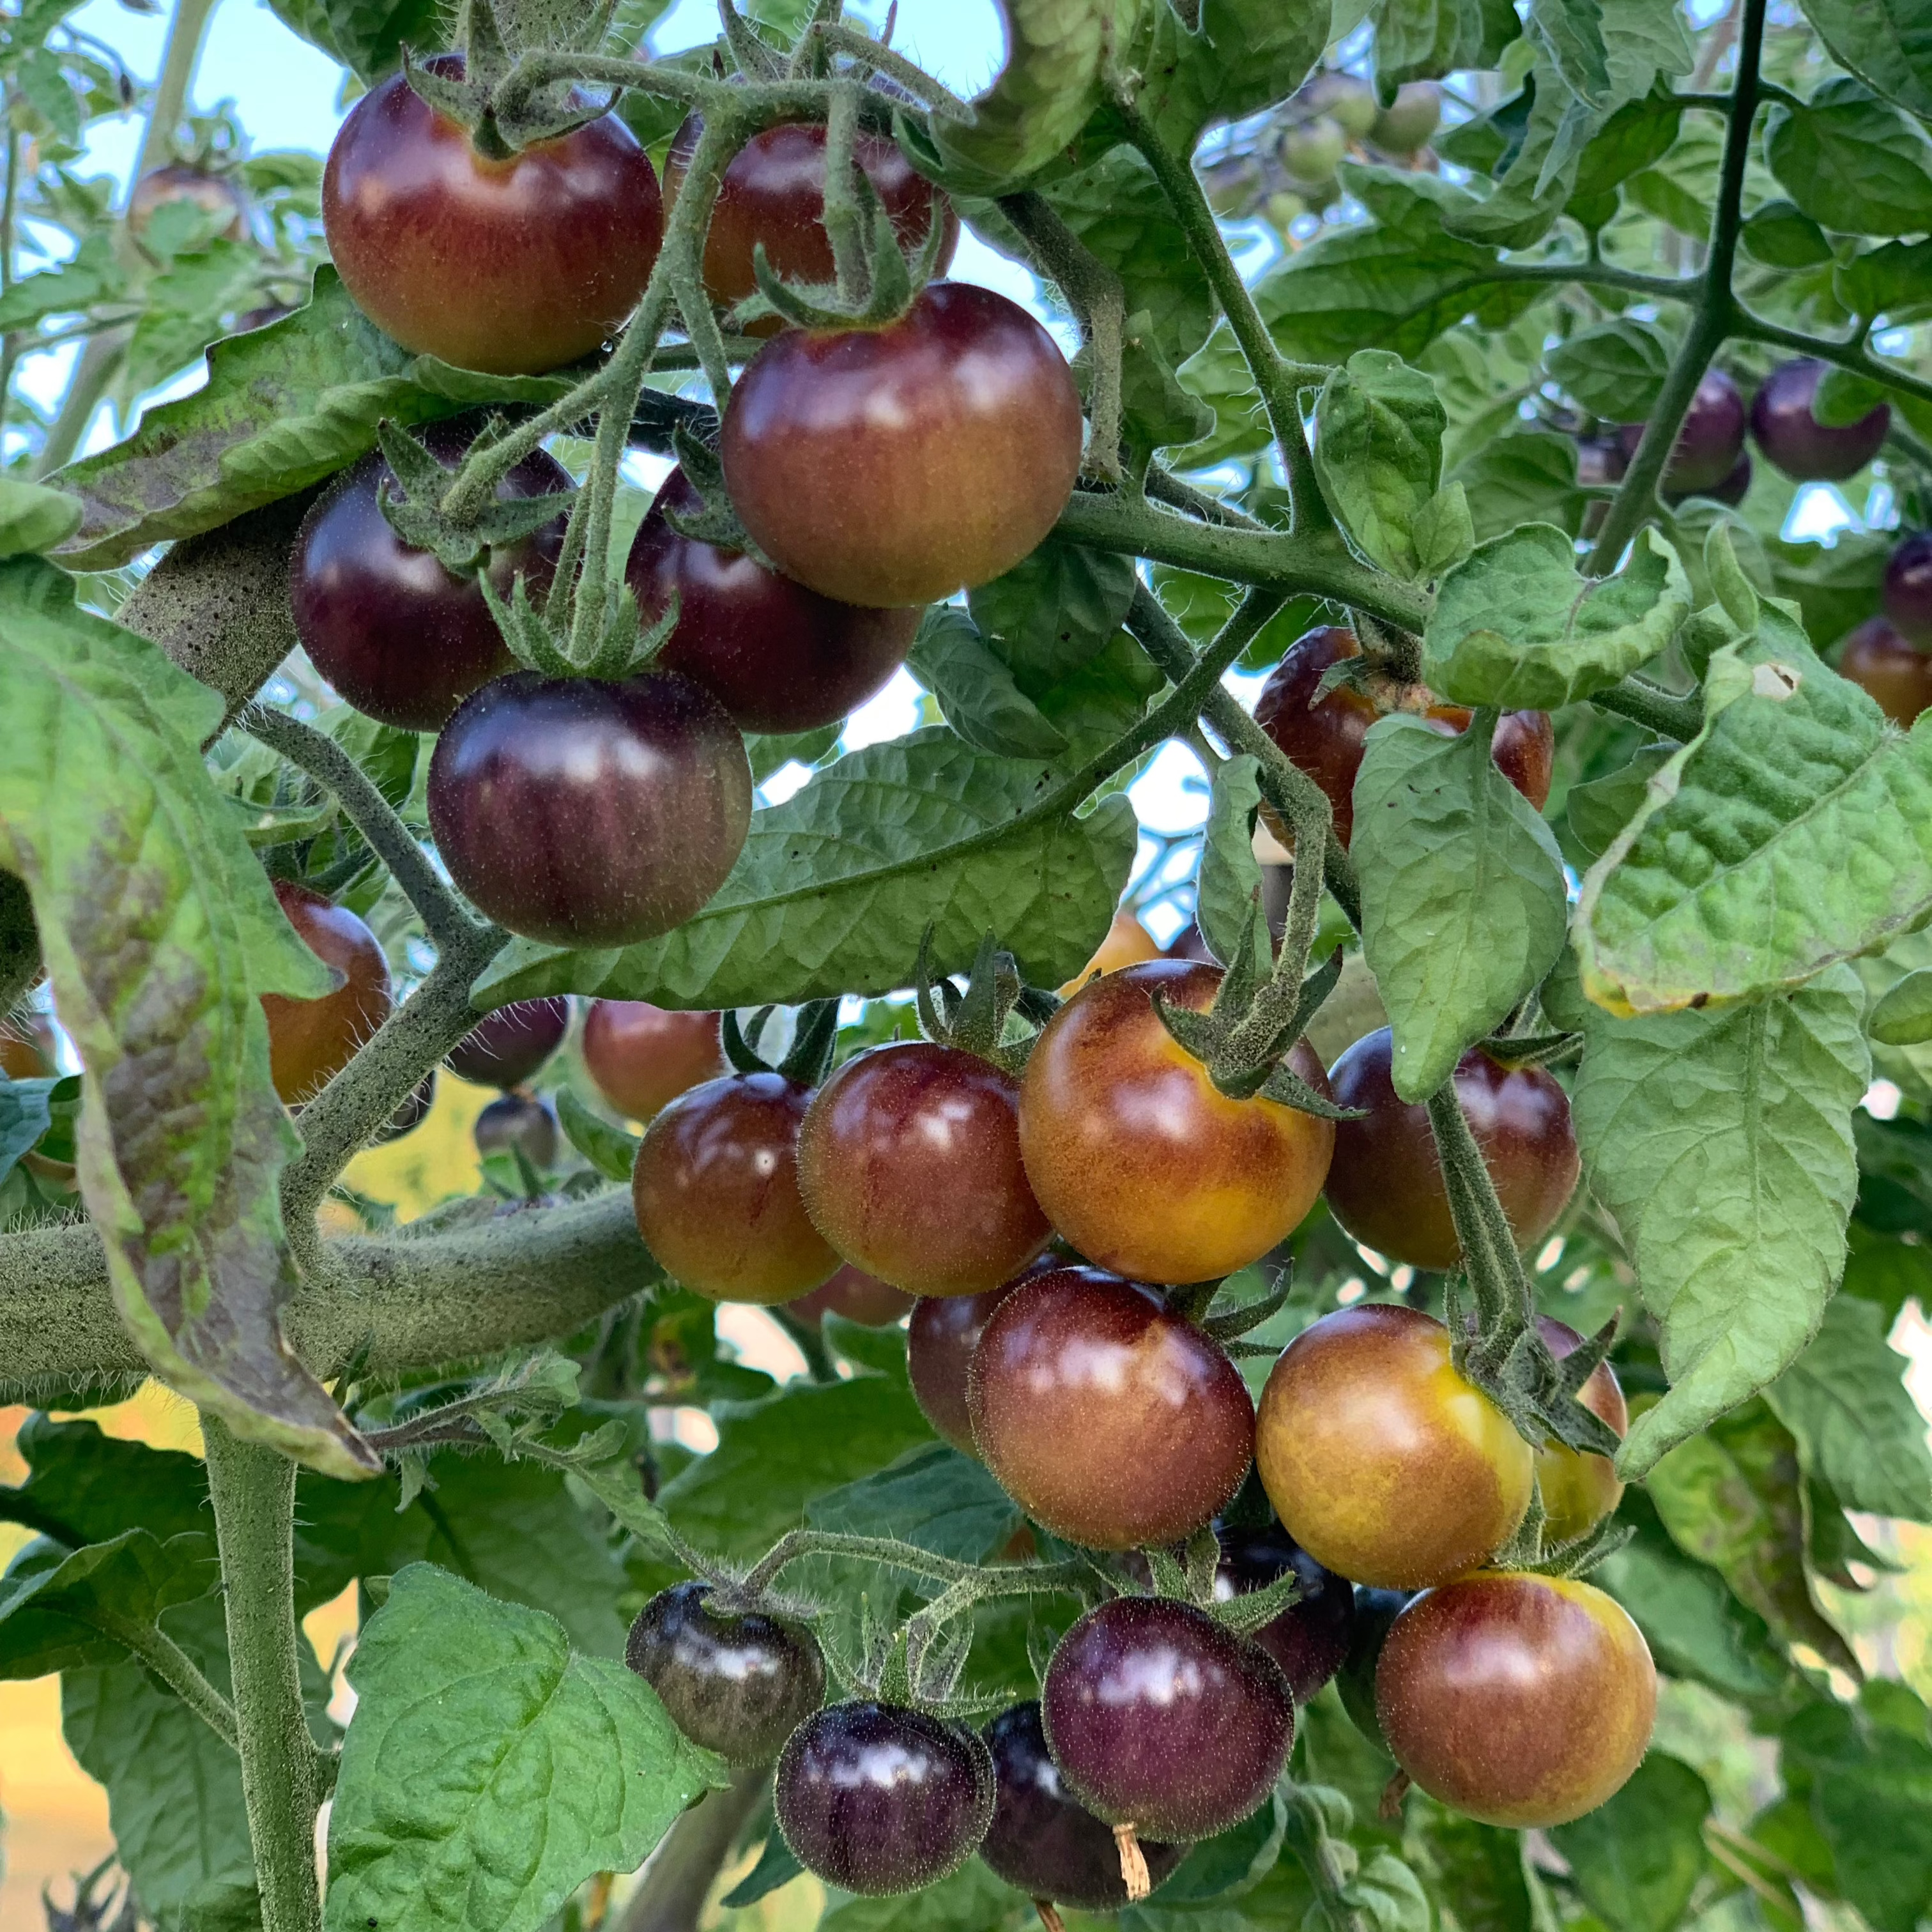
(807, 1441), (1022, 1563)
(910, 607), (1070, 761)
(56, 268), (574, 572)
(821, 1859), (1032, 1932)
(1312, 349), (1446, 581)
(1567, 744), (1675, 860)
(475, 730), (1137, 1011)
(1425, 525), (1688, 710)
(1546, 318), (1675, 418)
(0, 1414), (211, 1549)
(1577, 632), (1932, 1015)
(264, 0), (443, 81)
(0, 231), (126, 331)
(968, 535), (1139, 690)
(120, 239), (270, 404)
(1797, 0), (1932, 124)
(0, 477), (81, 558)
(1765, 1292), (1932, 1522)
(1741, 199), (1836, 268)
(325, 1565), (724, 1932)
(1763, 79), (1932, 238)
(0, 1528), (215, 1678)
(0, 560), (371, 1478)
(1406, 1802), (1532, 1932)
(0, 1073), (57, 1189)
(1770, 531), (1890, 648)
(1528, 0), (1612, 107)
(1373, 0), (1515, 86)
(1197, 754), (1267, 974)
(1131, 0), (1328, 156)
(1550, 1754), (1711, 1932)
(1411, 482), (1474, 579)
(1836, 237), (1932, 325)
(555, 1087), (641, 1183)
(1355, 715), (1570, 1102)
(1872, 967), (1932, 1045)
(1568, 967), (1869, 1478)
(1450, 428), (1586, 543)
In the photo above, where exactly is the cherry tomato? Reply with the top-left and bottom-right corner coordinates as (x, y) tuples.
(626, 1581), (825, 1765)
(1751, 358), (1889, 483)
(721, 282), (1084, 607)
(444, 996), (570, 1089)
(664, 115), (957, 332)
(1535, 1315), (1627, 1544)
(261, 880), (394, 1105)
(625, 468), (917, 733)
(322, 59), (663, 375)
(1376, 1573), (1656, 1827)
(787, 1264), (916, 1327)
(969, 1265), (1254, 1551)
(1838, 616), (1932, 724)
(1254, 627), (1553, 848)
(1059, 907), (1162, 996)
(631, 1071), (838, 1304)
(1018, 958), (1335, 1284)
(1043, 1597), (1293, 1845)
(1883, 531), (1932, 648)
(473, 1091), (558, 1167)
(427, 670), (752, 947)
(798, 1041), (1050, 1297)
(128, 163), (245, 243)
(1322, 1029), (1579, 1273)
(1667, 449), (1751, 507)
(581, 999), (725, 1121)
(1213, 1524), (1357, 1704)
(904, 1263), (1048, 1453)
(776, 1701), (995, 1896)
(1618, 368), (1747, 495)
(1255, 1302), (1533, 1589)
(292, 422), (569, 730)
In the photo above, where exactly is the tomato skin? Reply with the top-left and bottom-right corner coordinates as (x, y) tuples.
(1215, 1525), (1358, 1704)
(1018, 958), (1335, 1285)
(1886, 531), (1932, 647)
(261, 880), (394, 1104)
(1535, 1315), (1627, 1544)
(625, 468), (917, 733)
(1322, 1029), (1579, 1273)
(427, 670), (752, 948)
(581, 1000), (725, 1120)
(904, 1268), (1042, 1453)
(631, 1071), (838, 1304)
(1059, 908), (1163, 996)
(1838, 616), (1932, 724)
(292, 423), (569, 730)
(0, 1012), (57, 1080)
(445, 996), (571, 1089)
(322, 61), (663, 375)
(721, 282), (1084, 607)
(1254, 627), (1552, 847)
(1375, 1574), (1656, 1827)
(1255, 1303), (1533, 1589)
(968, 1266), (1254, 1551)
(788, 1264), (917, 1327)
(129, 163), (245, 243)
(474, 1091), (558, 1167)
(1618, 368), (1747, 494)
(798, 1041), (1050, 1297)
(665, 116), (958, 332)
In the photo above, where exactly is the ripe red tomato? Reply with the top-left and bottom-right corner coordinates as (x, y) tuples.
(1839, 615), (1932, 723)
(631, 1071), (838, 1304)
(322, 60), (664, 374)
(664, 116), (957, 332)
(1254, 627), (1554, 847)
(788, 1264), (917, 1327)
(1322, 1029), (1579, 1273)
(261, 880), (394, 1104)
(582, 1000), (726, 1121)
(1255, 1302), (1533, 1588)
(427, 671), (752, 947)
(1018, 958), (1334, 1285)
(968, 1265), (1255, 1549)
(293, 422), (569, 730)
(1376, 1573), (1656, 1826)
(721, 282), (1084, 607)
(798, 1042), (1050, 1297)
(624, 468), (917, 733)
(1536, 1315), (1627, 1544)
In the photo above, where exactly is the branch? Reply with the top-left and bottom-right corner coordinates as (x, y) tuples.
(1730, 309), (1932, 415)
(1588, 675), (1705, 741)
(87, 1607), (240, 1751)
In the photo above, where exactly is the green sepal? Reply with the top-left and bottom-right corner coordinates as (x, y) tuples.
(721, 1006), (780, 1075)
(778, 999), (841, 1086)
(1211, 1562), (1305, 1637)
(1254, 1061), (1365, 1121)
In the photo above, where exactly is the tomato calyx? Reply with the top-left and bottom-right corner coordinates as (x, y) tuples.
(372, 418), (577, 578)
(400, 4), (614, 158)
(721, 997), (842, 1089)
(912, 928), (1058, 1075)
(1485, 1471), (1637, 1581)
(663, 420), (779, 567)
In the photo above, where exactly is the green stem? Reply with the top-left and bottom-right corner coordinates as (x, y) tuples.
(1589, 675), (1705, 741)
(1423, 1080), (1533, 1372)
(1280, 1779), (1374, 1932)
(1730, 308), (1932, 415)
(616, 1765), (769, 1932)
(1586, 0), (1765, 572)
(201, 1416), (321, 1932)
(86, 1609), (240, 1750)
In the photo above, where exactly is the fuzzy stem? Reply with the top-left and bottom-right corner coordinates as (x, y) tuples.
(1424, 1081), (1533, 1371)
(617, 1765), (768, 1932)
(86, 1608), (240, 1750)
(1590, 675), (1705, 741)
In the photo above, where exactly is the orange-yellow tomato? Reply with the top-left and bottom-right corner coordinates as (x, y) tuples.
(1057, 909), (1162, 997)
(261, 880), (394, 1105)
(1018, 958), (1335, 1285)
(1536, 1315), (1629, 1544)
(1255, 1303), (1533, 1588)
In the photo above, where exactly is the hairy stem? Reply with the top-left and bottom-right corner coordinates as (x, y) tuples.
(87, 1608), (240, 1750)
(1424, 1080), (1533, 1371)
(201, 1417), (321, 1932)
(618, 1765), (769, 1932)
(1589, 675), (1705, 741)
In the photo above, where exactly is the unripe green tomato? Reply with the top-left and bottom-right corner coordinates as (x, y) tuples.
(1279, 117), (1348, 188)
(1263, 192), (1308, 236)
(1371, 83), (1441, 155)
(1303, 72), (1379, 141)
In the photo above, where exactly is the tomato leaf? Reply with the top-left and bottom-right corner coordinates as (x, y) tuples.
(1354, 714), (1570, 1102)
(1130, 0), (1328, 157)
(1549, 1754), (1712, 1932)
(474, 730), (1137, 1010)
(263, 0), (444, 82)
(1765, 79), (1932, 238)
(1197, 752), (1268, 974)
(1545, 317), (1676, 418)
(1451, 428), (1586, 542)
(1311, 349), (1446, 581)
(0, 1529), (215, 1679)
(910, 606), (1069, 760)
(1797, 0), (1932, 122)
(325, 1565), (725, 1932)
(969, 535), (1138, 692)
(0, 561), (374, 1478)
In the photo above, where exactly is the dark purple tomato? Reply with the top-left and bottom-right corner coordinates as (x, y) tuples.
(581, 999), (725, 1121)
(1042, 1597), (1293, 1845)
(427, 670), (752, 947)
(322, 59), (663, 374)
(787, 1264), (917, 1326)
(1376, 1574), (1656, 1827)
(445, 996), (571, 1089)
(1574, 436), (1628, 489)
(721, 282), (1084, 607)
(261, 879), (394, 1104)
(1322, 1029), (1579, 1272)
(1666, 449), (1751, 506)
(292, 422), (570, 730)
(625, 1581), (825, 1765)
(474, 1091), (558, 1167)
(969, 1266), (1255, 1551)
(776, 1700), (995, 1896)
(374, 1070), (437, 1144)
(905, 1267), (1043, 1453)
(1884, 531), (1932, 648)
(1839, 616), (1932, 723)
(1749, 357), (1890, 482)
(664, 116), (958, 331)
(1214, 1524), (1356, 1703)
(129, 162), (245, 243)
(1336, 1586), (1412, 1749)
(980, 1700), (1186, 1910)
(798, 1041), (1052, 1298)
(625, 468), (917, 733)
(631, 1071), (839, 1304)
(1536, 1315), (1628, 1544)
(1617, 368), (1747, 495)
